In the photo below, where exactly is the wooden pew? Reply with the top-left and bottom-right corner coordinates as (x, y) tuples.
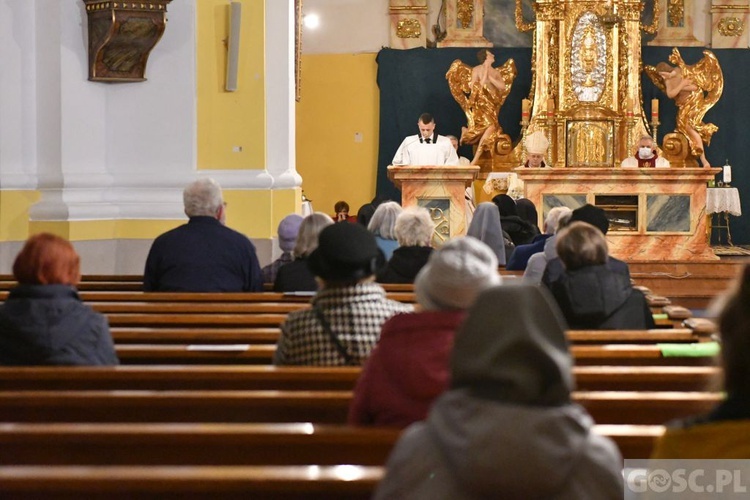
(0, 465), (381, 499)
(0, 365), (720, 393)
(0, 422), (663, 465)
(112, 343), (718, 366)
(108, 327), (704, 346)
(0, 390), (722, 425)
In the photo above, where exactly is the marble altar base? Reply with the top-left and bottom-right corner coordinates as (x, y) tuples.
(388, 165), (479, 245)
(517, 167), (722, 261)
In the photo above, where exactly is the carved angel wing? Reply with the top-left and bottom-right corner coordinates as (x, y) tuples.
(496, 58), (518, 90)
(644, 65), (667, 95)
(690, 50), (724, 107)
(446, 60), (473, 112)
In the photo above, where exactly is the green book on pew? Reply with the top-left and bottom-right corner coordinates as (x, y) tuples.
(657, 342), (721, 357)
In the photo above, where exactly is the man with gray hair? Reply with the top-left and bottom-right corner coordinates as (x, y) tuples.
(143, 178), (262, 292)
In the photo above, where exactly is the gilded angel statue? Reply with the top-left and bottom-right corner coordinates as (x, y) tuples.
(446, 49), (516, 165)
(645, 48), (724, 167)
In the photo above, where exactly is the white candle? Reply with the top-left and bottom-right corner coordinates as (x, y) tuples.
(724, 163), (732, 184)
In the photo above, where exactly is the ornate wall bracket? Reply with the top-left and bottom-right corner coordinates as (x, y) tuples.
(83, 0), (173, 82)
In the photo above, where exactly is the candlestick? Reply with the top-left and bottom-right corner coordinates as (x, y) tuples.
(522, 99), (530, 116)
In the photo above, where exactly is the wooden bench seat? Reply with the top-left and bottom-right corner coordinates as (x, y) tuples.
(108, 327), (704, 346)
(112, 343), (718, 366)
(0, 422), (663, 465)
(92, 302), (309, 314)
(107, 314), (288, 328)
(0, 365), (720, 392)
(0, 390), (722, 425)
(0, 464), (381, 499)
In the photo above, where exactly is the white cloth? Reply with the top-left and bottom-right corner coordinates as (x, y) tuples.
(706, 187), (742, 216)
(392, 134), (459, 166)
(620, 155), (670, 168)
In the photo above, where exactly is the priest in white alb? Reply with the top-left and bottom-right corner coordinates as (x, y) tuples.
(392, 113), (459, 166)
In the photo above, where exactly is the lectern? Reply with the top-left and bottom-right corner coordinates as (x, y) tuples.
(388, 165), (479, 245)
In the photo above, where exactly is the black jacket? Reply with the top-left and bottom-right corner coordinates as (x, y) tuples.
(549, 265), (655, 330)
(274, 258), (318, 292)
(377, 246), (433, 284)
(500, 215), (540, 246)
(0, 285), (119, 366)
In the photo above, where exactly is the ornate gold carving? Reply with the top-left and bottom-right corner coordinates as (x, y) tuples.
(642, 0), (660, 34)
(82, 0), (172, 82)
(566, 120), (614, 167)
(457, 0), (474, 29)
(515, 0), (535, 32)
(718, 17), (744, 37)
(645, 48), (724, 167)
(397, 18), (422, 38)
(668, 0), (684, 27)
(446, 55), (517, 168)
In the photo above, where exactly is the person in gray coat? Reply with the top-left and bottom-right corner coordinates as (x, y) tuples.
(375, 284), (623, 500)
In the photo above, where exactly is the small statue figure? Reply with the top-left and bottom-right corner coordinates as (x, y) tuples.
(446, 49), (516, 165)
(645, 48), (724, 168)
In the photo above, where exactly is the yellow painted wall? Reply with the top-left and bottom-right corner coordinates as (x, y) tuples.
(197, 0), (265, 170)
(296, 53), (379, 217)
(0, 191), (41, 241)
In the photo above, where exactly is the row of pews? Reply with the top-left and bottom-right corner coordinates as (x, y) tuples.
(0, 271), (729, 498)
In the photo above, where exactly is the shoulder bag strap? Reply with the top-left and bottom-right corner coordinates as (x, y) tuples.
(313, 306), (356, 365)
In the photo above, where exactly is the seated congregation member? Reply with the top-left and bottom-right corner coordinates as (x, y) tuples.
(541, 203), (630, 289)
(508, 206), (570, 272)
(467, 202), (508, 266)
(374, 285), (623, 499)
(356, 196), (386, 228)
(144, 178), (262, 292)
(620, 135), (670, 169)
(523, 207), (572, 284)
(651, 265), (750, 458)
(274, 223), (412, 366)
(274, 213), (334, 292)
(333, 200), (356, 223)
(376, 206), (434, 284)
(350, 237), (500, 427)
(0, 234), (119, 366)
(367, 201), (403, 261)
(515, 198), (541, 234)
(261, 214), (303, 284)
(492, 194), (539, 246)
(548, 222), (655, 330)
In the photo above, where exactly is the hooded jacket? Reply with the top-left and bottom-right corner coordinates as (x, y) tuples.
(549, 265), (655, 330)
(348, 310), (464, 427)
(0, 285), (119, 366)
(375, 285), (623, 499)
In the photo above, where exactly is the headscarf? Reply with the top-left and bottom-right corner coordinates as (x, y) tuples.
(451, 284), (573, 406)
(492, 194), (517, 217)
(516, 198), (540, 232)
(466, 203), (506, 265)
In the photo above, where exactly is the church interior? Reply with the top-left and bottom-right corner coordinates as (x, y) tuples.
(1, 0), (750, 496)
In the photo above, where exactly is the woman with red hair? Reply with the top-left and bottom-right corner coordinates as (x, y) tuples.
(0, 233), (118, 365)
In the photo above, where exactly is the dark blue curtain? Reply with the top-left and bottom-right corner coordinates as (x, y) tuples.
(376, 47), (750, 244)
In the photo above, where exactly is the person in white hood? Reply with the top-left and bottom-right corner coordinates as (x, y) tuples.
(374, 284), (623, 500)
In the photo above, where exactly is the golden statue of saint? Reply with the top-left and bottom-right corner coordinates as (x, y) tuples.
(645, 48), (724, 168)
(446, 49), (516, 164)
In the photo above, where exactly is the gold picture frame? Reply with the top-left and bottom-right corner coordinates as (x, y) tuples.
(295, 0), (303, 101)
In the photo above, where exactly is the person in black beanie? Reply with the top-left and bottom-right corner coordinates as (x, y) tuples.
(274, 223), (412, 366)
(541, 204), (630, 289)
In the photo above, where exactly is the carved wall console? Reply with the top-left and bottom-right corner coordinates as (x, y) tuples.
(438, 0), (492, 48)
(649, 0), (702, 46)
(83, 0), (173, 82)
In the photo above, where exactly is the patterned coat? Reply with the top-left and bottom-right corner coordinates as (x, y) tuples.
(274, 282), (413, 366)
